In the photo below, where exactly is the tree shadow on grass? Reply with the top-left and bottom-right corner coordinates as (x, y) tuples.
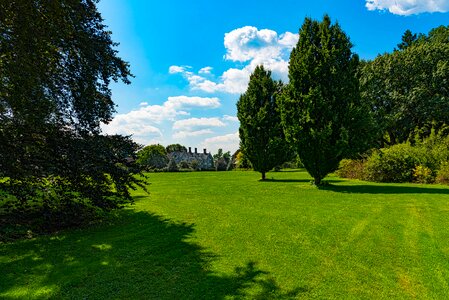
(0, 211), (306, 299)
(261, 178), (344, 183)
(319, 183), (449, 195)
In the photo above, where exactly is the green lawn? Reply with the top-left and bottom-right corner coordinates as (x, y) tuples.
(2, 170), (449, 299)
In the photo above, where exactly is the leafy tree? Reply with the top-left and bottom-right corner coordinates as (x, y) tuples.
(166, 144), (187, 153)
(137, 144), (169, 170)
(0, 0), (145, 220)
(361, 36), (449, 145)
(279, 15), (374, 185)
(237, 66), (291, 180)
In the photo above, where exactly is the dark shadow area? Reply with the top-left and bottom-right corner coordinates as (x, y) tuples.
(319, 183), (449, 195)
(0, 211), (305, 299)
(261, 178), (344, 183)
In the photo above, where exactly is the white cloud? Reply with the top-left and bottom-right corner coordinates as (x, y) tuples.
(169, 26), (299, 94)
(199, 66), (213, 74)
(102, 96), (221, 146)
(173, 117), (225, 131)
(165, 96), (220, 110)
(169, 65), (187, 74)
(366, 0), (449, 15)
(200, 132), (240, 154)
(139, 102), (148, 106)
(223, 115), (239, 122)
(172, 129), (213, 139)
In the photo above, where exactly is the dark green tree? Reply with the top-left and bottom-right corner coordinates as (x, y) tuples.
(166, 144), (187, 153)
(279, 15), (374, 185)
(396, 29), (417, 50)
(237, 65), (291, 180)
(0, 0), (145, 220)
(137, 144), (169, 170)
(361, 34), (449, 145)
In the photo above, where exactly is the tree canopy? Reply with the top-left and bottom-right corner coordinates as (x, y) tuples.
(0, 0), (145, 220)
(237, 65), (290, 180)
(137, 144), (169, 170)
(361, 26), (449, 145)
(279, 15), (374, 185)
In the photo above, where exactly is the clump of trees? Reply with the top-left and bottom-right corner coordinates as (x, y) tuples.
(238, 15), (375, 184)
(237, 17), (449, 185)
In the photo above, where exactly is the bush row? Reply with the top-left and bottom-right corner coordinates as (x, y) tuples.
(337, 133), (449, 184)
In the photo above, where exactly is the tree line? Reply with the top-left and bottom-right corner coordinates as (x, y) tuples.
(237, 15), (449, 184)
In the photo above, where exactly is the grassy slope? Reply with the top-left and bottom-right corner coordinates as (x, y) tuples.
(1, 170), (449, 299)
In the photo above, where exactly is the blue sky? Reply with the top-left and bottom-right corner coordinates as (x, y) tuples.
(99, 0), (449, 154)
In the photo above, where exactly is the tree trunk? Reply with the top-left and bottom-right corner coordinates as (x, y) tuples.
(314, 176), (321, 185)
(261, 172), (266, 181)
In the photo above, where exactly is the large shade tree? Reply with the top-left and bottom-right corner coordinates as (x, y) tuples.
(0, 0), (145, 217)
(361, 26), (449, 145)
(279, 15), (374, 185)
(237, 65), (291, 180)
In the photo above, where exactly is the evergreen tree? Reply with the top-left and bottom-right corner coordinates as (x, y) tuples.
(279, 15), (374, 185)
(237, 66), (290, 180)
(397, 29), (417, 50)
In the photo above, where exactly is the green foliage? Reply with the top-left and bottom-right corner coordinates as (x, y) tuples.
(237, 65), (291, 180)
(166, 144), (187, 153)
(136, 144), (168, 170)
(279, 15), (375, 185)
(361, 28), (449, 145)
(235, 150), (252, 169)
(364, 144), (430, 183)
(167, 158), (179, 172)
(0, 0), (146, 221)
(436, 162), (449, 185)
(413, 165), (434, 184)
(189, 160), (200, 171)
(336, 159), (367, 180)
(178, 160), (190, 170)
(215, 158), (228, 171)
(396, 29), (418, 50)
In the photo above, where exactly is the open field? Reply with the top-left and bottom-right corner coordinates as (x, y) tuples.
(2, 170), (449, 299)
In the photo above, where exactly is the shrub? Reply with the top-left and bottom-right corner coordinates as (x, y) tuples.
(190, 160), (200, 171)
(167, 159), (179, 172)
(365, 144), (421, 183)
(178, 160), (190, 170)
(215, 158), (228, 171)
(436, 162), (449, 185)
(336, 159), (366, 180)
(413, 165), (434, 184)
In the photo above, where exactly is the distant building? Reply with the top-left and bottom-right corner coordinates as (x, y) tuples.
(167, 147), (214, 170)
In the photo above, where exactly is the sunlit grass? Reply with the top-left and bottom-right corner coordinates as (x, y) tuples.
(2, 169), (449, 299)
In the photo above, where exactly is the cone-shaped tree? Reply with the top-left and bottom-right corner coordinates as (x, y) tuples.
(237, 66), (291, 180)
(279, 15), (374, 185)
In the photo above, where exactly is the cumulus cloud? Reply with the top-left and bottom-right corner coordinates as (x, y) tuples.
(170, 26), (298, 94)
(168, 65), (191, 74)
(172, 129), (213, 139)
(199, 66), (213, 74)
(223, 115), (239, 122)
(366, 0), (449, 15)
(139, 101), (148, 106)
(172, 117), (225, 131)
(200, 132), (240, 154)
(102, 96), (221, 145)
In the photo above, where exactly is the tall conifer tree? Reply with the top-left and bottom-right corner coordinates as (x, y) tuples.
(279, 15), (374, 185)
(237, 66), (290, 180)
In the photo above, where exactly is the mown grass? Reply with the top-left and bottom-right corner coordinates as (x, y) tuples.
(2, 170), (449, 299)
